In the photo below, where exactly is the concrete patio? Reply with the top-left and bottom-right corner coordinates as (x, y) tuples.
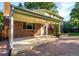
(12, 36), (79, 56)
(12, 36), (58, 55)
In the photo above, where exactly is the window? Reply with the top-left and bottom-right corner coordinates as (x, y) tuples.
(23, 23), (35, 30)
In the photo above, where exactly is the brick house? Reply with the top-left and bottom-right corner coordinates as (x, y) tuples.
(3, 2), (63, 49)
(4, 2), (63, 39)
(12, 5), (63, 38)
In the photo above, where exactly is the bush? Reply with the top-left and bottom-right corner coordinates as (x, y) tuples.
(54, 33), (61, 37)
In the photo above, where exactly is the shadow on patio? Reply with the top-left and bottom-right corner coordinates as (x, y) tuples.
(12, 36), (79, 56)
(16, 38), (79, 56)
(12, 36), (58, 56)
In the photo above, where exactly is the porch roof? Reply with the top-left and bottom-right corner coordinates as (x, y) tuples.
(12, 5), (63, 24)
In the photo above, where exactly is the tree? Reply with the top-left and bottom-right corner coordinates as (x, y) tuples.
(0, 11), (3, 25)
(24, 2), (58, 13)
(70, 2), (79, 28)
(18, 2), (23, 8)
(62, 21), (72, 33)
(0, 11), (3, 30)
(70, 18), (79, 27)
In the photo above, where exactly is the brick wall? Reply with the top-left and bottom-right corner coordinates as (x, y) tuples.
(3, 2), (10, 39)
(14, 21), (41, 38)
(4, 2), (10, 16)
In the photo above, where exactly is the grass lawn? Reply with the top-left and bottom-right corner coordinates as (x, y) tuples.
(68, 33), (79, 36)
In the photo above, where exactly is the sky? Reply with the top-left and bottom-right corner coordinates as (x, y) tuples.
(0, 2), (75, 21)
(0, 2), (3, 11)
(55, 2), (75, 21)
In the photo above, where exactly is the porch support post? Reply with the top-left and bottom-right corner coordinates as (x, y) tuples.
(58, 22), (61, 34)
(46, 23), (49, 40)
(53, 23), (56, 34)
(9, 6), (14, 49)
(10, 16), (13, 48)
(41, 24), (43, 36)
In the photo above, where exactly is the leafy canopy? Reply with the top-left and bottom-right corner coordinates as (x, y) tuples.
(18, 2), (58, 14)
(70, 2), (79, 28)
(0, 11), (3, 25)
(18, 2), (23, 8)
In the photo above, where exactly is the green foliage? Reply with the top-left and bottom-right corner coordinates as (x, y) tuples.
(0, 11), (3, 30)
(0, 11), (3, 25)
(62, 21), (72, 33)
(24, 2), (58, 13)
(68, 33), (79, 36)
(18, 2), (23, 8)
(70, 2), (79, 28)
(54, 24), (59, 34)
(70, 18), (79, 27)
(54, 24), (60, 37)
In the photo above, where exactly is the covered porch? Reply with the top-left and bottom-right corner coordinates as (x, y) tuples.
(13, 6), (62, 38)
(11, 5), (63, 55)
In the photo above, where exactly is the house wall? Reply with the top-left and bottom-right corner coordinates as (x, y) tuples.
(14, 21), (41, 38)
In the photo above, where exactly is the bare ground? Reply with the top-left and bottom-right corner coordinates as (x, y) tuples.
(15, 37), (79, 56)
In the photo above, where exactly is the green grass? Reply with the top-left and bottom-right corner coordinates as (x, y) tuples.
(68, 33), (79, 36)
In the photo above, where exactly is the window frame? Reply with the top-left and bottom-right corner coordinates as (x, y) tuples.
(23, 23), (35, 30)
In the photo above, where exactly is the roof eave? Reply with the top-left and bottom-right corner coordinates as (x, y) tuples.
(11, 4), (62, 22)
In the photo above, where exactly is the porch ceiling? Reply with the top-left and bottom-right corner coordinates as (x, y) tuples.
(14, 12), (59, 24)
(14, 13), (46, 24)
(13, 8), (60, 24)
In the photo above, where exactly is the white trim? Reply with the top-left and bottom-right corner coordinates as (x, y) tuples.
(10, 16), (14, 48)
(41, 24), (44, 36)
(46, 23), (48, 36)
(59, 22), (61, 34)
(9, 6), (14, 49)
(46, 23), (49, 40)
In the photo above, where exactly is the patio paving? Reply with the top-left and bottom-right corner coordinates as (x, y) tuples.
(12, 36), (79, 56)
(12, 36), (58, 55)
